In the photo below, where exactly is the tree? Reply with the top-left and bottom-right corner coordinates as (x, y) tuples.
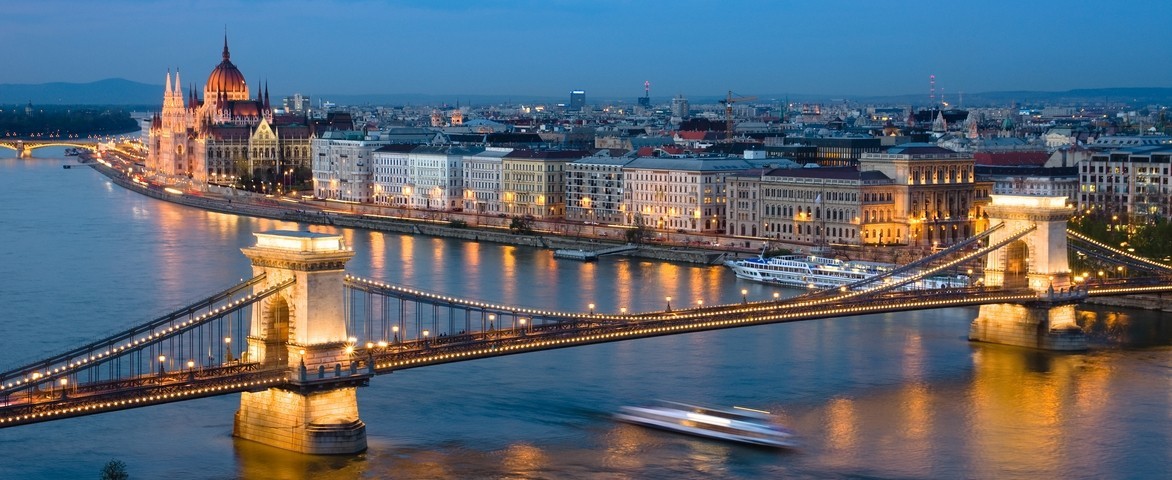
(509, 215), (534, 235)
(625, 215), (651, 244)
(100, 460), (129, 480)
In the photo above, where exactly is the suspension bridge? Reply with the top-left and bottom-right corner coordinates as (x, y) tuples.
(0, 195), (1168, 454)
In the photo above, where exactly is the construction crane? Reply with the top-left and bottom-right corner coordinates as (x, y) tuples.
(721, 90), (757, 140)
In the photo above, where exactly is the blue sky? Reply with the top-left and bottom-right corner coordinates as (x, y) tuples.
(6, 0), (1171, 99)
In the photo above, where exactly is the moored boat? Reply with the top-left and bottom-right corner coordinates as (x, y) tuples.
(724, 253), (968, 291)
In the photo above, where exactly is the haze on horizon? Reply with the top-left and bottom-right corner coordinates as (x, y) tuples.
(6, 0), (1171, 100)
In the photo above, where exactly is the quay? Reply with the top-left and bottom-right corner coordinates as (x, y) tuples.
(82, 152), (728, 265)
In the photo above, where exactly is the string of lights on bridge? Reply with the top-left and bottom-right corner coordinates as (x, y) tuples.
(0, 279), (293, 392)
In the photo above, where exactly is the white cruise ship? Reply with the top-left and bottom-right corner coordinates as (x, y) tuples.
(724, 254), (968, 291)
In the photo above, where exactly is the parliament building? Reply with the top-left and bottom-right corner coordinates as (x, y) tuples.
(147, 36), (312, 189)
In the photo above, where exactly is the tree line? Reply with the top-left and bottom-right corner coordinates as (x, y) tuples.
(1, 104), (140, 138)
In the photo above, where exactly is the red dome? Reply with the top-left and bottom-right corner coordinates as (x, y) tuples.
(206, 37), (248, 98)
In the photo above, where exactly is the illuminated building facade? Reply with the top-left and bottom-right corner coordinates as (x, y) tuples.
(148, 36), (312, 189)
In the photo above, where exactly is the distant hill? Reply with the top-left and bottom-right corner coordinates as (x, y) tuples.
(0, 78), (161, 106)
(4, 78), (1169, 108)
(782, 88), (1172, 108)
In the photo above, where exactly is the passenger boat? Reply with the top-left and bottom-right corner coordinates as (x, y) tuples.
(724, 253), (968, 291)
(615, 402), (797, 448)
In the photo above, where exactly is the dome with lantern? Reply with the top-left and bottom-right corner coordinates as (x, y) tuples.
(205, 36), (249, 102)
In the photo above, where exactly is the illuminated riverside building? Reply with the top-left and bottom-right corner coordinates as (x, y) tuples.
(624, 156), (769, 233)
(147, 36), (313, 187)
(725, 167), (898, 245)
(1078, 142), (1172, 223)
(311, 131), (397, 202)
(500, 149), (590, 218)
(414, 145), (481, 211)
(565, 152), (633, 225)
(858, 144), (990, 247)
(461, 148), (513, 216)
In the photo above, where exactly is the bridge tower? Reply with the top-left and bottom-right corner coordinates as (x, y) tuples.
(16, 140), (28, 158)
(234, 230), (369, 454)
(969, 195), (1086, 350)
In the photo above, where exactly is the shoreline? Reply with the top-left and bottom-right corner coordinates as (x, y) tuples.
(83, 152), (729, 265)
(78, 152), (1171, 311)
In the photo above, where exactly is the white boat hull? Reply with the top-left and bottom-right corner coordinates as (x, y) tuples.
(616, 405), (797, 448)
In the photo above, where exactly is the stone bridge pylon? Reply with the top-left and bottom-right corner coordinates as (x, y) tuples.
(969, 195), (1086, 351)
(234, 230), (369, 454)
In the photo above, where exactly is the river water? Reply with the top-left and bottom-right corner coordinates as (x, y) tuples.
(0, 150), (1168, 479)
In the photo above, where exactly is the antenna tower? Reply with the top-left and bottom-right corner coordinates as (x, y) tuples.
(929, 74), (936, 106)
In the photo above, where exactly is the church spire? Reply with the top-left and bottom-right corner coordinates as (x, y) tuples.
(173, 69), (181, 95)
(165, 68), (172, 94)
(222, 29), (230, 62)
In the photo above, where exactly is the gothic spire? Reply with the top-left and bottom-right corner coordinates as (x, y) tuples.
(164, 68), (172, 94)
(174, 69), (181, 95)
(222, 29), (230, 62)
(264, 81), (270, 110)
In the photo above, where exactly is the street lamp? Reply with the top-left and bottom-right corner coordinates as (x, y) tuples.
(392, 325), (400, 343)
(588, 303), (595, 316)
(519, 317), (527, 334)
(422, 329), (431, 346)
(665, 296), (672, 312)
(697, 299), (704, 309)
(158, 355), (166, 375)
(224, 337), (233, 362)
(773, 292), (780, 303)
(741, 289), (748, 304)
(620, 307), (627, 316)
(488, 314), (496, 331)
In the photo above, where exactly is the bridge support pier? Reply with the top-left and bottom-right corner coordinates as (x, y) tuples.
(234, 230), (368, 454)
(234, 384), (367, 455)
(969, 302), (1087, 351)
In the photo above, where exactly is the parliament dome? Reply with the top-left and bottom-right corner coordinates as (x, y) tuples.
(205, 36), (249, 100)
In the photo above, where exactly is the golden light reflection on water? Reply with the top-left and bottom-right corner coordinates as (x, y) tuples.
(967, 345), (1077, 479)
(602, 423), (652, 472)
(368, 231), (386, 272)
(577, 261), (598, 311)
(398, 235), (416, 282)
(824, 396), (858, 466)
(501, 442), (548, 478)
(612, 260), (634, 312)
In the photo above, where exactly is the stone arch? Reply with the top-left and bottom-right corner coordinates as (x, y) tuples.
(982, 195), (1073, 291)
(1003, 240), (1029, 288)
(263, 295), (291, 367)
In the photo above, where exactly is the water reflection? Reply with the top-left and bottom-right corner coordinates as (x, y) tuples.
(1, 158), (1170, 478)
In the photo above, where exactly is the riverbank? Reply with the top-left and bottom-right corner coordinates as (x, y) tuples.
(85, 153), (728, 265)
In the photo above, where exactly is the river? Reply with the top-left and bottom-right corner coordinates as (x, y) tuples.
(0, 149), (1168, 479)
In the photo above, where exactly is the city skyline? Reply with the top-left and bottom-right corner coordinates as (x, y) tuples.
(5, 0), (1172, 100)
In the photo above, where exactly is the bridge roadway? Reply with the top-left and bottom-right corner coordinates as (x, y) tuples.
(6, 277), (1172, 428)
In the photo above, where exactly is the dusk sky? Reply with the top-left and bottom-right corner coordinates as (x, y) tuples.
(7, 0), (1171, 100)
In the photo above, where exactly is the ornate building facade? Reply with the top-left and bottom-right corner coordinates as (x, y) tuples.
(147, 36), (312, 190)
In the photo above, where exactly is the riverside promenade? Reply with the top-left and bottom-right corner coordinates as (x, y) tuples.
(82, 152), (730, 265)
